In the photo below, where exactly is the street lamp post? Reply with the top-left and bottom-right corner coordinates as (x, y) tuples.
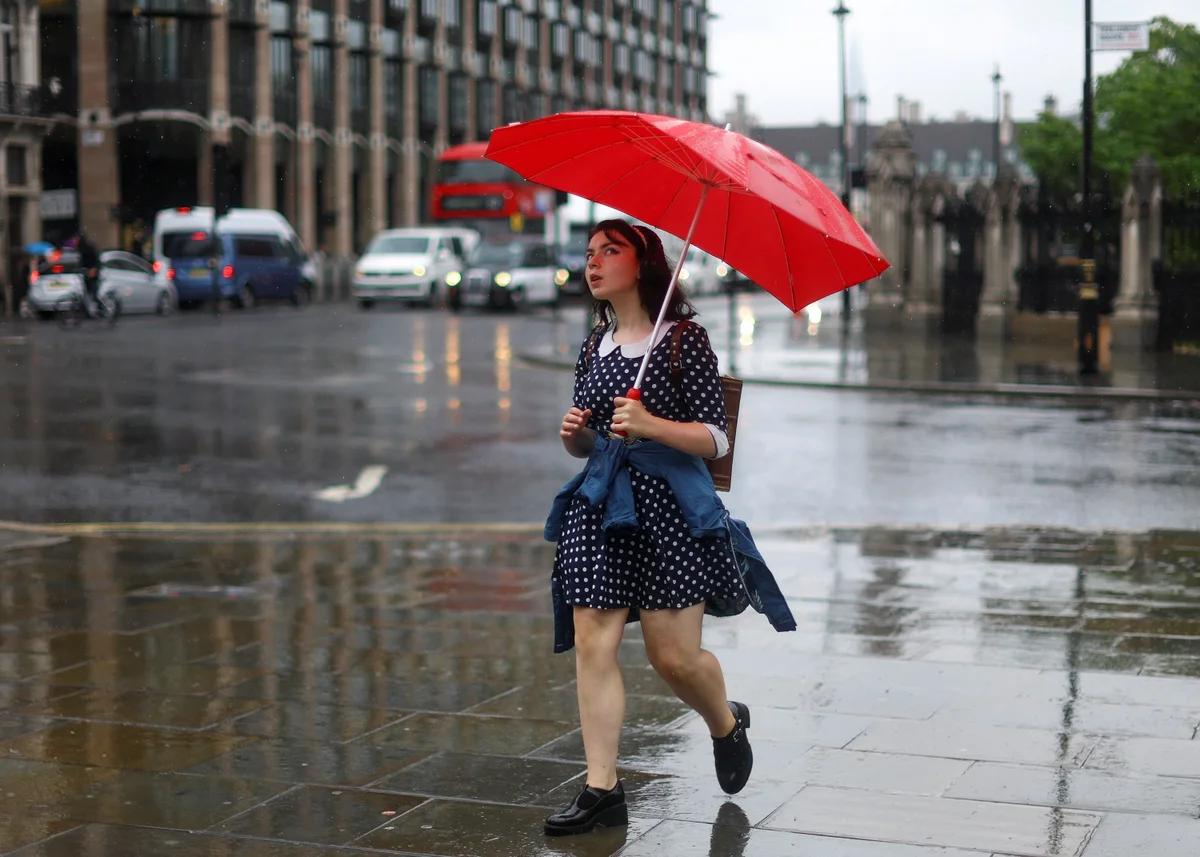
(833, 1), (850, 321)
(1078, 0), (1100, 374)
(991, 65), (1002, 177)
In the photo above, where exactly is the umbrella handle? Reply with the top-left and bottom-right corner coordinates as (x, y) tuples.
(612, 387), (642, 438)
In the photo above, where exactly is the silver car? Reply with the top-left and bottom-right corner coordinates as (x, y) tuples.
(26, 250), (177, 317)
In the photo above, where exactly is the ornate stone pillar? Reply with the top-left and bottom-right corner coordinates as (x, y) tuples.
(978, 164), (1020, 340)
(252, 0), (275, 208)
(295, 0), (316, 250)
(1113, 154), (1162, 349)
(367, 0), (386, 238)
(864, 120), (916, 322)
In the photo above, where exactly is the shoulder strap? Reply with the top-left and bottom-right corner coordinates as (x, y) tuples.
(669, 320), (697, 386)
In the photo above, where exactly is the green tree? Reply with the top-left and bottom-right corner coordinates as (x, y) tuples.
(1019, 16), (1200, 197)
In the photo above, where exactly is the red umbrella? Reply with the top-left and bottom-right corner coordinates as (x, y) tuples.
(485, 109), (889, 395)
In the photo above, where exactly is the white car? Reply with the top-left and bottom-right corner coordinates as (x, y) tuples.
(678, 247), (723, 296)
(448, 240), (566, 310)
(353, 228), (471, 308)
(26, 250), (176, 317)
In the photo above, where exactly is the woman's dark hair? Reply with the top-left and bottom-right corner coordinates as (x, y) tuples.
(587, 219), (696, 330)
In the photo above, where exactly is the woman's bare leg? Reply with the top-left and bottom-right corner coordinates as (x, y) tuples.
(573, 606), (630, 790)
(640, 604), (738, 737)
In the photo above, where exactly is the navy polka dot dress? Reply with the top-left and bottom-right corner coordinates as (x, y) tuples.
(552, 321), (748, 619)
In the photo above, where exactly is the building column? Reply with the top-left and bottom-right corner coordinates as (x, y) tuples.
(332, 0), (352, 255)
(253, 0), (274, 208)
(367, 0), (386, 237)
(463, 0), (477, 142)
(208, 0), (232, 209)
(77, 0), (119, 247)
(401, 3), (418, 225)
(295, 1), (315, 250)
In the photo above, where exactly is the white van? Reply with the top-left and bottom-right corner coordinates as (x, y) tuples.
(152, 207), (315, 290)
(353, 227), (476, 308)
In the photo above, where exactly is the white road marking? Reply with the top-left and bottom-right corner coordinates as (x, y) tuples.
(313, 465), (389, 503)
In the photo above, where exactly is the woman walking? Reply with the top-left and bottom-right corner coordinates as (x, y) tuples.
(543, 219), (795, 836)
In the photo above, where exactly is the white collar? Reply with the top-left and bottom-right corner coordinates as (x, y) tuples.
(598, 321), (677, 358)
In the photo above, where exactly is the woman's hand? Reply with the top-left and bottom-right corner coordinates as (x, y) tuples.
(560, 406), (592, 440)
(560, 406), (594, 458)
(611, 396), (659, 440)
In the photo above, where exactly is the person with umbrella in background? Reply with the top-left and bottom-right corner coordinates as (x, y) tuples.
(487, 110), (886, 837)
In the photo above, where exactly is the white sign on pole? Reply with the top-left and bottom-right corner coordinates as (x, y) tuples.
(1095, 22), (1150, 51)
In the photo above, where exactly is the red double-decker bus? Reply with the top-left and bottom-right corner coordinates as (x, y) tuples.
(430, 142), (561, 238)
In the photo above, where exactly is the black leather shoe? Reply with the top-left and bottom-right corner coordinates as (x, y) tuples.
(712, 700), (753, 794)
(543, 780), (628, 836)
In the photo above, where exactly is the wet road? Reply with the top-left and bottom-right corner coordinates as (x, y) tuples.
(2, 296), (1199, 530)
(2, 299), (1199, 855)
(1, 525), (1199, 855)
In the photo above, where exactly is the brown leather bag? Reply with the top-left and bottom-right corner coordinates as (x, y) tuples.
(581, 322), (742, 492)
(669, 321), (741, 492)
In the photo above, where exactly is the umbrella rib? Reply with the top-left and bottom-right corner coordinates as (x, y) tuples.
(586, 155), (661, 203)
(768, 204), (800, 310)
(656, 170), (690, 225)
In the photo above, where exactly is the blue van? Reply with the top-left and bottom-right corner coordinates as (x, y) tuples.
(159, 209), (310, 308)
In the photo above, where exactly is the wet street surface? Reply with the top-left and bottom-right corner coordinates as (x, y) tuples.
(2, 297), (1199, 854)
(1, 525), (1199, 855)
(1, 297), (1199, 529)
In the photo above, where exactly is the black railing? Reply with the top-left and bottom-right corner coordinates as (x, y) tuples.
(115, 78), (208, 115)
(110, 0), (211, 16)
(0, 82), (61, 119)
(1017, 262), (1118, 315)
(1154, 262), (1200, 351)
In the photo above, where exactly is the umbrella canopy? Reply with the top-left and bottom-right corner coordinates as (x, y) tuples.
(485, 110), (889, 312)
(23, 241), (53, 255)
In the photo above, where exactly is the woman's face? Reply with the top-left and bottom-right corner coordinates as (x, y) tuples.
(585, 230), (640, 301)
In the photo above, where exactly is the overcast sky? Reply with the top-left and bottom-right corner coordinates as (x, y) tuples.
(707, 0), (1199, 127)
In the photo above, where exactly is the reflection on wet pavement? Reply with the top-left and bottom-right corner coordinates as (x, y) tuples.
(1, 526), (1199, 855)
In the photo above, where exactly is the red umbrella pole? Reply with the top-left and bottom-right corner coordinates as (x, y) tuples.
(617, 185), (710, 432)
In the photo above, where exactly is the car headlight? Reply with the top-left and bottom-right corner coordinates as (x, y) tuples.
(494, 272), (512, 287)
(715, 264), (730, 278)
(412, 265), (426, 278)
(679, 268), (690, 281)
(445, 271), (461, 287)
(554, 268), (569, 286)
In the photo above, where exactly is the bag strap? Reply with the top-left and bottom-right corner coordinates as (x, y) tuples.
(669, 319), (697, 387)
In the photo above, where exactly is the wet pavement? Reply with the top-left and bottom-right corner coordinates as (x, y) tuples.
(1, 524), (1199, 855)
(2, 296), (1199, 529)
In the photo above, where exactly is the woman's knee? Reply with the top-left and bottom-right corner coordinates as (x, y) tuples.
(646, 643), (698, 682)
(573, 608), (624, 663)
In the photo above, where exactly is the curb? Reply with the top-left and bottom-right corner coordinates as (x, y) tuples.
(517, 351), (1200, 403)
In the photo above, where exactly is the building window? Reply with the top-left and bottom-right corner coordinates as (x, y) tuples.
(552, 22), (568, 58)
(351, 54), (368, 112)
(419, 66), (439, 127)
(309, 9), (330, 41)
(268, 0), (290, 32)
(448, 74), (467, 131)
(504, 7), (521, 46)
(614, 43), (629, 74)
(444, 0), (460, 28)
(478, 0), (497, 36)
(270, 36), (292, 90)
(311, 45), (332, 110)
(420, 0), (439, 21)
(524, 15), (537, 51)
(477, 80), (495, 132)
(502, 84), (520, 123)
(6, 145), (24, 186)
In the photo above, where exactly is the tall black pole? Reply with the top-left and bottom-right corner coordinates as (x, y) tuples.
(1078, 0), (1100, 374)
(834, 2), (850, 322)
(991, 65), (1002, 177)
